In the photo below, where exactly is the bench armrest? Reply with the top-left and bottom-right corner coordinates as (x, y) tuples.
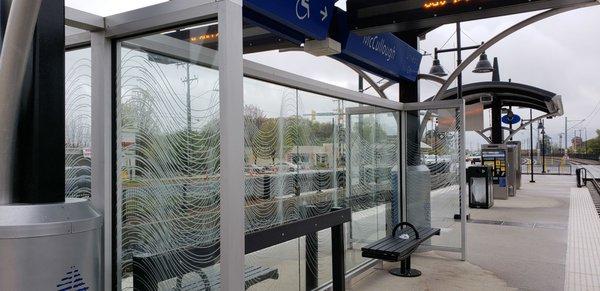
(392, 222), (420, 239)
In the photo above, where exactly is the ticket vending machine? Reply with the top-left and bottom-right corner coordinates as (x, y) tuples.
(507, 141), (522, 190)
(481, 144), (509, 200)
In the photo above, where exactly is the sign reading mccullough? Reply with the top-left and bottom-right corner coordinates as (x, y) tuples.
(342, 32), (422, 81)
(243, 1), (423, 82)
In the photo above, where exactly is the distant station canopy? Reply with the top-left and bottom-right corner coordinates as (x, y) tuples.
(424, 81), (564, 116)
(347, 0), (597, 35)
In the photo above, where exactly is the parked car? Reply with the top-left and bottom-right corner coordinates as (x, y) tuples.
(272, 162), (298, 172)
(245, 164), (263, 174)
(470, 156), (481, 164)
(424, 155), (437, 165)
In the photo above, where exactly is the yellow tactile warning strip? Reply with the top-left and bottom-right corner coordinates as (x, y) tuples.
(565, 187), (600, 290)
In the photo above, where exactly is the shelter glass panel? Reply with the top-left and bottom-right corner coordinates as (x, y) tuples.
(241, 80), (400, 289)
(345, 106), (400, 270)
(65, 47), (92, 199)
(116, 20), (221, 290)
(407, 107), (464, 250)
(114, 16), (403, 288)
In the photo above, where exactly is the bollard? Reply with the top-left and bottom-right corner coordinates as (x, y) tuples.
(576, 168), (583, 188)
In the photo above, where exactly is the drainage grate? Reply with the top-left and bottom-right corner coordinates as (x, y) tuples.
(468, 219), (567, 230)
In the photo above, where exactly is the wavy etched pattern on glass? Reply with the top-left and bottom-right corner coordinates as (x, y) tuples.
(65, 48), (92, 198)
(374, 111), (400, 236)
(297, 91), (342, 288)
(243, 82), (352, 290)
(409, 108), (463, 249)
(119, 41), (221, 290)
(244, 79), (302, 290)
(345, 107), (399, 271)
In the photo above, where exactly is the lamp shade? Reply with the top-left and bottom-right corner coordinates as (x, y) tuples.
(429, 59), (447, 77)
(473, 52), (494, 73)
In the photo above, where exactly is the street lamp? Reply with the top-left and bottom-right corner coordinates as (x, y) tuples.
(524, 109), (536, 183)
(429, 57), (447, 77)
(472, 52), (494, 73)
(428, 26), (494, 222)
(539, 121), (547, 174)
(428, 46), (495, 78)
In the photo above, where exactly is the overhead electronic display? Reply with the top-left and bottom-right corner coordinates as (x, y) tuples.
(347, 0), (596, 35)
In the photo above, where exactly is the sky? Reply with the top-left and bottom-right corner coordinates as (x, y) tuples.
(65, 0), (600, 150)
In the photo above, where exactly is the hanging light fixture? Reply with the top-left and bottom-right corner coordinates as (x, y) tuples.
(472, 52), (494, 73)
(429, 58), (447, 77)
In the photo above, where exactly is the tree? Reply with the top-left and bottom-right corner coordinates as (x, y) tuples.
(585, 129), (600, 156)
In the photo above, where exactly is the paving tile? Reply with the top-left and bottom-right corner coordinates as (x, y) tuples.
(565, 187), (600, 291)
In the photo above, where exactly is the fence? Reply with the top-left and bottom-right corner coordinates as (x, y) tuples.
(522, 156), (572, 175)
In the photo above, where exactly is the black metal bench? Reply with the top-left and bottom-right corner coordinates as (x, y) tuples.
(361, 222), (440, 277)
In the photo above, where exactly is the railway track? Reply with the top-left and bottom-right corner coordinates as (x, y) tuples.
(569, 158), (600, 166)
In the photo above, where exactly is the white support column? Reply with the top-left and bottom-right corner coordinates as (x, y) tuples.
(218, 0), (245, 290)
(90, 31), (114, 290)
(458, 100), (468, 261)
(400, 111), (408, 222)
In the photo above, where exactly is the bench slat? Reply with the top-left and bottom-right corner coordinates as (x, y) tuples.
(361, 226), (441, 262)
(363, 226), (430, 252)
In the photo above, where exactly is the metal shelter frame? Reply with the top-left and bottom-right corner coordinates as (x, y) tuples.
(64, 1), (468, 290)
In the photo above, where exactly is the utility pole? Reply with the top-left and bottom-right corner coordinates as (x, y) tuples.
(564, 117), (568, 153)
(456, 22), (463, 101)
(179, 62), (197, 201)
(565, 117), (586, 155)
(181, 63), (197, 137)
(585, 128), (588, 155)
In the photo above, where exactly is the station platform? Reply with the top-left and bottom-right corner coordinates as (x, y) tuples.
(348, 174), (600, 291)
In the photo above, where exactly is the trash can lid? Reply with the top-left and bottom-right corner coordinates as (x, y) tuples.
(0, 198), (101, 238)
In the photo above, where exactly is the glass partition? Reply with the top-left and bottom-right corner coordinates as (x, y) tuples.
(243, 86), (400, 289)
(345, 107), (399, 270)
(65, 47), (92, 198)
(117, 20), (221, 290)
(407, 107), (464, 251)
(115, 18), (402, 290)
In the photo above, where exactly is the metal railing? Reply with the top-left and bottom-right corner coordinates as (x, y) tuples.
(522, 160), (573, 176)
(576, 167), (600, 191)
(576, 167), (600, 217)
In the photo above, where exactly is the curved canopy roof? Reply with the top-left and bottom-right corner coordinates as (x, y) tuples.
(424, 81), (563, 116)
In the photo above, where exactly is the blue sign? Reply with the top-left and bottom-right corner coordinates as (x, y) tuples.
(499, 177), (507, 188)
(331, 8), (422, 81)
(242, 4), (422, 82)
(342, 32), (421, 81)
(244, 0), (336, 40)
(502, 114), (521, 125)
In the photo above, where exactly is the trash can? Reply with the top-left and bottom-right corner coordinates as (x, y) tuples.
(0, 198), (102, 290)
(467, 166), (494, 209)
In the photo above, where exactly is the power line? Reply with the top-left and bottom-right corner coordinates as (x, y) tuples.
(439, 30), (456, 50)
(461, 29), (479, 46)
(567, 98), (600, 131)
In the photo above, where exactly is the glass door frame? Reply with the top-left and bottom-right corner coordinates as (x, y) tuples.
(400, 98), (467, 260)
